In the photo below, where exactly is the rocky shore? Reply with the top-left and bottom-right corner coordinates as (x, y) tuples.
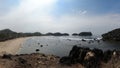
(0, 46), (120, 68)
(0, 53), (84, 68)
(60, 46), (120, 68)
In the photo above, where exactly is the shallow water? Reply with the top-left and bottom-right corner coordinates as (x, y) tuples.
(18, 36), (120, 57)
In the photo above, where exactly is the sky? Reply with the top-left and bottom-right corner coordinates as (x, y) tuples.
(0, 0), (120, 35)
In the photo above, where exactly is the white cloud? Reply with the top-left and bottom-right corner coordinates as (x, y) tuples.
(72, 9), (87, 15)
(0, 0), (120, 35)
(81, 10), (87, 14)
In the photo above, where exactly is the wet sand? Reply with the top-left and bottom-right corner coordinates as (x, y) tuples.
(0, 37), (27, 56)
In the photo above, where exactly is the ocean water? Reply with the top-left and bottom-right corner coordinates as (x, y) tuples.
(18, 36), (120, 57)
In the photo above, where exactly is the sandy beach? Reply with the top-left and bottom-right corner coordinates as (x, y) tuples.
(0, 37), (27, 56)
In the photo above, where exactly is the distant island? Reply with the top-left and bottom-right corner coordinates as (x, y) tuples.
(72, 32), (92, 36)
(1, 28), (120, 42)
(0, 29), (69, 41)
(0, 29), (94, 42)
(45, 32), (69, 36)
(0, 29), (42, 41)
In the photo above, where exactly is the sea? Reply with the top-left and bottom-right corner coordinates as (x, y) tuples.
(17, 36), (120, 57)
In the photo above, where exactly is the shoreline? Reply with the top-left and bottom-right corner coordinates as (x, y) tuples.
(0, 37), (119, 68)
(0, 37), (27, 56)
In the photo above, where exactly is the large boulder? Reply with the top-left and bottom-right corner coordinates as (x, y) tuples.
(60, 46), (117, 68)
(79, 32), (92, 36)
(102, 28), (120, 41)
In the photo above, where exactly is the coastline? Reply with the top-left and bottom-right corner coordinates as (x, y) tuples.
(0, 36), (119, 68)
(0, 37), (27, 56)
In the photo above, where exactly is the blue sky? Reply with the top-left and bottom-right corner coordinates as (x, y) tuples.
(53, 0), (120, 16)
(0, 0), (19, 15)
(1, 0), (120, 16)
(0, 0), (120, 35)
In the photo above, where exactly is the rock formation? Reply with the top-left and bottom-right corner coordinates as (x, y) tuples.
(79, 32), (92, 36)
(102, 28), (120, 41)
(60, 45), (120, 68)
(72, 33), (79, 36)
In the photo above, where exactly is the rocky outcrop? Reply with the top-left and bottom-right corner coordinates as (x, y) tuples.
(72, 33), (79, 36)
(79, 32), (92, 36)
(0, 51), (119, 68)
(60, 46), (120, 68)
(102, 28), (120, 41)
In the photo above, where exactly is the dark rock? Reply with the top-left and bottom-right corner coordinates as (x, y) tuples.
(103, 50), (113, 63)
(81, 39), (86, 42)
(60, 46), (116, 68)
(40, 45), (43, 47)
(92, 48), (104, 61)
(59, 56), (72, 65)
(38, 43), (40, 45)
(18, 57), (27, 64)
(72, 33), (79, 36)
(84, 57), (99, 68)
(102, 28), (120, 41)
(69, 46), (90, 64)
(36, 49), (40, 52)
(2, 54), (12, 60)
(79, 32), (92, 36)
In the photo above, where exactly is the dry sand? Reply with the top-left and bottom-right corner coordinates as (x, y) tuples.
(0, 37), (27, 56)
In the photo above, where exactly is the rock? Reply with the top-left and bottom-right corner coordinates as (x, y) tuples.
(59, 56), (72, 65)
(18, 57), (27, 64)
(2, 54), (12, 60)
(81, 39), (86, 42)
(60, 46), (118, 68)
(72, 33), (79, 36)
(40, 45), (43, 47)
(36, 49), (40, 52)
(84, 51), (95, 60)
(102, 28), (120, 41)
(38, 43), (40, 45)
(60, 46), (90, 64)
(92, 48), (104, 61)
(79, 32), (92, 36)
(103, 50), (113, 63)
